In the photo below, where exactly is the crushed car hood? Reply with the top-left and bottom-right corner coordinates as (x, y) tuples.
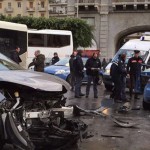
(0, 70), (70, 92)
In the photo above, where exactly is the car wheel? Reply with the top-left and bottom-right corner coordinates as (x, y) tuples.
(143, 99), (149, 110)
(66, 75), (71, 85)
(105, 85), (113, 91)
(98, 75), (103, 85)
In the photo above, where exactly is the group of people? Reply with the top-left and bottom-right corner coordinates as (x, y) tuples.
(110, 50), (144, 103)
(10, 46), (60, 72)
(11, 47), (143, 102)
(28, 51), (60, 72)
(69, 50), (101, 98)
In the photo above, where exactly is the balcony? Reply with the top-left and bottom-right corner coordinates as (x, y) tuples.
(5, 7), (14, 13)
(75, 0), (99, 12)
(49, 0), (67, 6)
(38, 7), (46, 12)
(112, 0), (150, 11)
(49, 10), (67, 16)
(26, 7), (35, 12)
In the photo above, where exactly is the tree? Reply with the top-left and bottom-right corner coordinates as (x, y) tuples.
(0, 15), (94, 49)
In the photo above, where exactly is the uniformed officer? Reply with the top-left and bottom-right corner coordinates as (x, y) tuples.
(127, 50), (144, 99)
(73, 50), (85, 98)
(110, 53), (127, 102)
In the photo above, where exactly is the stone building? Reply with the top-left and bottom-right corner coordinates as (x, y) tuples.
(1, 0), (150, 59)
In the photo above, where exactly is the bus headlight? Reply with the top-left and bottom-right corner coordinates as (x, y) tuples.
(55, 70), (66, 74)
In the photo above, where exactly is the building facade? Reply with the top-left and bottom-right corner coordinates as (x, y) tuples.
(0, 0), (49, 17)
(1, 0), (150, 59)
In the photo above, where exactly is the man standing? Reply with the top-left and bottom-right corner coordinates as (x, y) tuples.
(33, 50), (45, 72)
(69, 51), (77, 91)
(10, 46), (22, 64)
(110, 54), (127, 102)
(119, 53), (128, 101)
(85, 53), (101, 98)
(127, 50), (144, 99)
(73, 50), (84, 98)
(52, 52), (60, 65)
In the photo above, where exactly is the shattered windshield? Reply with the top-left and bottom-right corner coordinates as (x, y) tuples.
(0, 53), (24, 71)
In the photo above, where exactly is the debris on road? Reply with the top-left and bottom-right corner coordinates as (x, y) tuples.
(101, 134), (124, 138)
(111, 116), (139, 128)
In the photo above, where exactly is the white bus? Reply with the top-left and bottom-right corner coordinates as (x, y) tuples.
(27, 29), (73, 67)
(0, 21), (28, 68)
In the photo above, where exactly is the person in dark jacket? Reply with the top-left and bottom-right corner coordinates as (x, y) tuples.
(69, 51), (77, 91)
(73, 50), (84, 98)
(127, 50), (144, 99)
(101, 58), (107, 70)
(33, 50), (45, 72)
(85, 53), (101, 98)
(10, 46), (22, 64)
(110, 53), (127, 102)
(51, 52), (60, 65)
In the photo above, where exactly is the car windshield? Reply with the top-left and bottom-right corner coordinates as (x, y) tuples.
(112, 49), (149, 63)
(0, 53), (24, 71)
(54, 57), (70, 66)
(54, 57), (88, 67)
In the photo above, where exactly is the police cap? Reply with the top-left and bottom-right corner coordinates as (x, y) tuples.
(134, 50), (140, 54)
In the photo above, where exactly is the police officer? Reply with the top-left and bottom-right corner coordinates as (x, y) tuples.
(69, 51), (77, 91)
(85, 52), (101, 98)
(110, 53), (127, 102)
(127, 50), (144, 99)
(119, 53), (128, 101)
(73, 50), (84, 98)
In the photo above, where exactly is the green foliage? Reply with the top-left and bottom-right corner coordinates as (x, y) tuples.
(0, 16), (94, 49)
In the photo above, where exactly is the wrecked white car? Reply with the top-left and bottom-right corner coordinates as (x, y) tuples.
(0, 53), (87, 150)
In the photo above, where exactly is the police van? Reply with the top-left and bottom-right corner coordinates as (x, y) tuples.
(103, 36), (150, 91)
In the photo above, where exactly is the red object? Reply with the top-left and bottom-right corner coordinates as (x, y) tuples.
(79, 50), (100, 58)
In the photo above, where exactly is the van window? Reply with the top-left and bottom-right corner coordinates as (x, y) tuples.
(112, 49), (149, 63)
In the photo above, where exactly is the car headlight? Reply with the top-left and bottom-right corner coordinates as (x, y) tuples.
(104, 69), (110, 75)
(55, 70), (66, 74)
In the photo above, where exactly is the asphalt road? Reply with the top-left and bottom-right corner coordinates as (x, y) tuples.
(3, 84), (150, 150)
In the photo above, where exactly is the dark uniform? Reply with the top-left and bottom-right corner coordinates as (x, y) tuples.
(85, 57), (101, 98)
(52, 56), (59, 65)
(110, 55), (127, 102)
(69, 54), (75, 91)
(127, 51), (144, 98)
(10, 51), (22, 64)
(33, 54), (45, 72)
(73, 53), (84, 98)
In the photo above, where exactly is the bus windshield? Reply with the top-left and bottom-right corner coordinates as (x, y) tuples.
(0, 21), (27, 68)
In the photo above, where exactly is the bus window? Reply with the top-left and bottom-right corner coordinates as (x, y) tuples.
(0, 29), (27, 60)
(47, 34), (70, 47)
(28, 33), (44, 47)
